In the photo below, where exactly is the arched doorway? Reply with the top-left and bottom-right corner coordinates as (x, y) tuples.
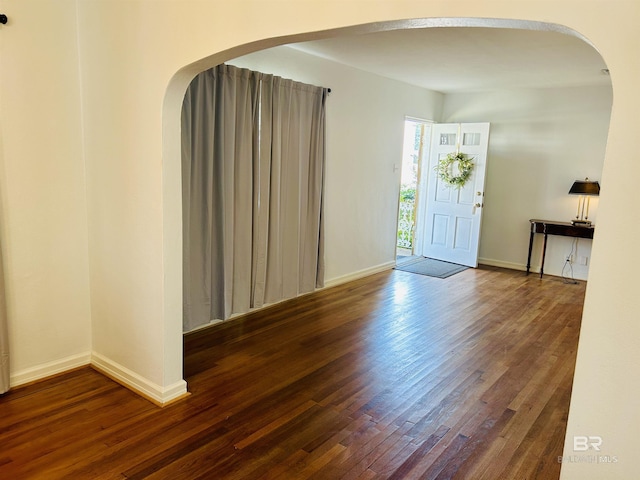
(163, 16), (610, 390)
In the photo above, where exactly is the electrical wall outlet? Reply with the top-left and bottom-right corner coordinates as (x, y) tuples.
(578, 256), (589, 266)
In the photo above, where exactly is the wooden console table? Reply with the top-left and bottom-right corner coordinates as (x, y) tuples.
(526, 219), (595, 278)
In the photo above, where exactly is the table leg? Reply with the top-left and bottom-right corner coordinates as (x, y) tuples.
(540, 233), (548, 278)
(526, 229), (534, 275)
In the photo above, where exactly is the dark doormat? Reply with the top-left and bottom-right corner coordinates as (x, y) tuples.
(394, 256), (469, 279)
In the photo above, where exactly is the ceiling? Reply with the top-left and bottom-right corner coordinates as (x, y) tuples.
(291, 27), (611, 94)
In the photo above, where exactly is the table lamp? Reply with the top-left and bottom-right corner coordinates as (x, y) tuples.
(569, 178), (600, 226)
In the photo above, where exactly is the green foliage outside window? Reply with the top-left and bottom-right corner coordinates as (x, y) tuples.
(400, 185), (416, 202)
(397, 185), (416, 248)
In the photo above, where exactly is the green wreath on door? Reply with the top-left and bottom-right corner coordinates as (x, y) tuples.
(436, 152), (474, 188)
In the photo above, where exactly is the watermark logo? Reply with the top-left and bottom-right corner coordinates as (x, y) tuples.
(558, 436), (618, 464)
(573, 435), (602, 452)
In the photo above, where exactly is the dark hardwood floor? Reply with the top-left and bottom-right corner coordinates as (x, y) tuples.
(0, 266), (585, 479)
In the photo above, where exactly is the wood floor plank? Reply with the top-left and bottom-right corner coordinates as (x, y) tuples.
(0, 266), (585, 479)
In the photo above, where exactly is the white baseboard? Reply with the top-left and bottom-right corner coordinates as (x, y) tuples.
(184, 262), (398, 333)
(10, 351), (92, 388)
(10, 351), (188, 406)
(323, 261), (396, 289)
(478, 257), (589, 281)
(478, 257), (529, 272)
(91, 352), (188, 406)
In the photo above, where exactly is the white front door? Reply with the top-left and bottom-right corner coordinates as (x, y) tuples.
(417, 123), (490, 267)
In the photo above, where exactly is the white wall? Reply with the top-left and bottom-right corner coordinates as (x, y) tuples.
(229, 46), (444, 283)
(230, 48), (613, 283)
(75, 2), (187, 398)
(0, 1), (92, 384)
(2, 2), (640, 477)
(442, 86), (612, 280)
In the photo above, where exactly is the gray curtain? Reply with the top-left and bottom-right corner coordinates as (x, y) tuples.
(182, 64), (327, 331)
(256, 75), (326, 307)
(1, 238), (9, 394)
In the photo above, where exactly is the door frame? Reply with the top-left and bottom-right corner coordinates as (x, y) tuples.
(396, 117), (434, 259)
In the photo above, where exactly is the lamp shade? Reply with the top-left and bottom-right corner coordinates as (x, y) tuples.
(568, 179), (600, 196)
